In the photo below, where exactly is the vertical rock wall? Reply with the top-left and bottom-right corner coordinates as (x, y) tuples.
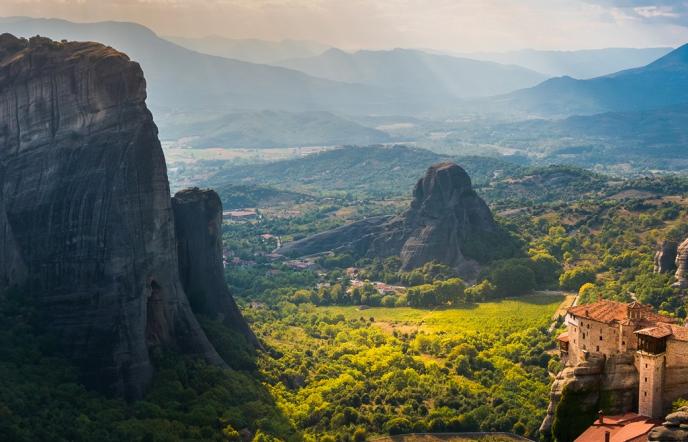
(0, 35), (235, 399)
(172, 188), (259, 347)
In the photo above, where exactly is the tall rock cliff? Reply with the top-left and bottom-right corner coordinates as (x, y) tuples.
(675, 238), (688, 288)
(0, 34), (248, 399)
(279, 162), (499, 274)
(655, 240), (678, 274)
(540, 353), (638, 440)
(172, 188), (259, 348)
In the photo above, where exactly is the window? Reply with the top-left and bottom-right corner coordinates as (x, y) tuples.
(596, 346), (600, 352)
(583, 333), (586, 339)
(644, 391), (647, 397)
(600, 336), (603, 341)
(645, 377), (648, 383)
(646, 364), (648, 369)
(622, 341), (625, 345)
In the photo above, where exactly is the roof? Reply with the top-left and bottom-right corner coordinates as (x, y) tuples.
(636, 323), (688, 342)
(557, 332), (570, 342)
(574, 413), (660, 442)
(568, 300), (679, 325)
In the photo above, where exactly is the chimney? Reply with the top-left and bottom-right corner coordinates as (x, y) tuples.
(599, 410), (604, 425)
(605, 431), (610, 442)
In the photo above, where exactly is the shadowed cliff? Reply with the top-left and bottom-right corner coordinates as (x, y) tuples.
(0, 34), (254, 399)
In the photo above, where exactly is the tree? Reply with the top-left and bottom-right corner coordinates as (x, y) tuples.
(559, 266), (596, 291)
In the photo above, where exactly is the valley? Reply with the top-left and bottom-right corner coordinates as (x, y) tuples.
(3, 5), (688, 442)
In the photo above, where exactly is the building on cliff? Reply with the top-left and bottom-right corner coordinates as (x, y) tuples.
(557, 300), (688, 418)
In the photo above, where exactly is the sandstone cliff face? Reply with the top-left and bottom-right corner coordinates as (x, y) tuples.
(279, 162), (497, 274)
(0, 35), (233, 399)
(540, 353), (638, 438)
(675, 238), (688, 288)
(172, 188), (259, 347)
(655, 240), (678, 274)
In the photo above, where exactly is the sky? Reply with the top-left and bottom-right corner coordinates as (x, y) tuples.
(1, 0), (688, 52)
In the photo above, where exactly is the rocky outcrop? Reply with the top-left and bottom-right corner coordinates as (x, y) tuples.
(279, 162), (498, 274)
(540, 353), (638, 439)
(172, 188), (259, 347)
(655, 240), (678, 274)
(675, 239), (688, 288)
(0, 35), (251, 399)
(649, 407), (688, 441)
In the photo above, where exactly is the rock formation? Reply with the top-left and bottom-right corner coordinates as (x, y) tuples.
(655, 240), (678, 274)
(279, 162), (498, 274)
(649, 407), (688, 441)
(172, 188), (259, 347)
(0, 35), (253, 399)
(540, 353), (638, 439)
(675, 238), (688, 288)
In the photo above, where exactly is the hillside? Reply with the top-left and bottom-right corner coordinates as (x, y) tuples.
(214, 184), (310, 209)
(157, 110), (392, 148)
(430, 104), (688, 171)
(274, 48), (547, 98)
(208, 146), (523, 197)
(489, 43), (688, 117)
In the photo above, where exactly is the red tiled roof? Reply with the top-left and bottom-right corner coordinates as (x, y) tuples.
(636, 323), (688, 342)
(568, 300), (679, 325)
(575, 413), (660, 442)
(557, 332), (570, 342)
(636, 324), (673, 339)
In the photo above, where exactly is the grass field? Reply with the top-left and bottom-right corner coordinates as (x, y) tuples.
(319, 294), (564, 336)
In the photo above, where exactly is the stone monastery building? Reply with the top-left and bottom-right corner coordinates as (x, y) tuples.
(558, 300), (688, 418)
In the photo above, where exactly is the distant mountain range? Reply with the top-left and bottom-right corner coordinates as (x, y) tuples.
(273, 48), (547, 98)
(166, 35), (330, 64)
(456, 47), (673, 79)
(157, 110), (392, 148)
(486, 43), (688, 118)
(0, 17), (392, 116)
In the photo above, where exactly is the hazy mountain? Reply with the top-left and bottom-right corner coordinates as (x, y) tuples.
(457, 47), (672, 79)
(158, 110), (392, 148)
(273, 48), (548, 98)
(166, 35), (330, 64)
(0, 17), (398, 117)
(490, 43), (688, 117)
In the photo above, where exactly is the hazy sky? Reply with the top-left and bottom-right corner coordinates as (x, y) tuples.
(2, 0), (688, 51)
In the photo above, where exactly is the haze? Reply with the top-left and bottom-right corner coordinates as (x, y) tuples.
(3, 0), (688, 52)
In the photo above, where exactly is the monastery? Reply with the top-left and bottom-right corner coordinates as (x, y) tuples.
(558, 300), (688, 418)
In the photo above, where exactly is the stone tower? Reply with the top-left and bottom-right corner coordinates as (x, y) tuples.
(638, 350), (666, 418)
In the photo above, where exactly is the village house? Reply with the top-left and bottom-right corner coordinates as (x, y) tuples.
(558, 300), (688, 418)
